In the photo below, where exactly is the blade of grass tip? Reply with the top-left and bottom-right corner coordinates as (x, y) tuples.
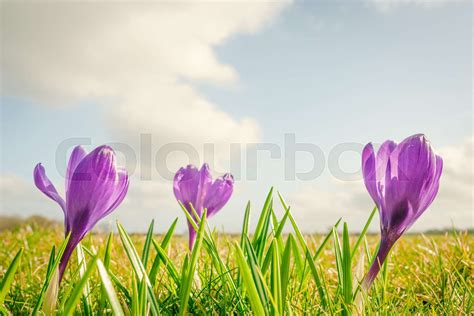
(104, 232), (113, 268)
(255, 202), (273, 265)
(240, 201), (251, 249)
(238, 201), (251, 289)
(150, 218), (178, 286)
(274, 206), (290, 240)
(234, 242), (266, 315)
(178, 201), (198, 232)
(261, 241), (274, 275)
(253, 187), (274, 245)
(142, 219), (155, 269)
(178, 210), (207, 316)
(271, 209), (285, 255)
(151, 239), (180, 285)
(342, 223), (353, 315)
(45, 246), (56, 277)
(279, 191), (327, 309)
(351, 206), (377, 259)
(0, 248), (23, 305)
(189, 203), (202, 225)
(333, 227), (343, 288)
(77, 243), (93, 316)
(62, 256), (98, 316)
(109, 271), (132, 305)
(313, 218), (342, 261)
(96, 258), (125, 316)
(32, 233), (71, 316)
(243, 235), (269, 307)
(116, 222), (160, 315)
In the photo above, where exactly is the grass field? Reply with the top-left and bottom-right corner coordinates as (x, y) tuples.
(0, 197), (472, 315)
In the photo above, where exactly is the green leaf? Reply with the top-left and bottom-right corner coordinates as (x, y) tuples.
(62, 256), (98, 316)
(253, 187), (273, 246)
(234, 242), (266, 315)
(178, 209), (207, 316)
(0, 248), (23, 304)
(150, 218), (178, 286)
(280, 235), (292, 313)
(99, 232), (114, 314)
(351, 206), (377, 259)
(342, 223), (353, 314)
(77, 243), (93, 316)
(117, 222), (160, 315)
(278, 192), (327, 309)
(142, 219), (155, 269)
(270, 240), (282, 315)
(96, 258), (125, 316)
(32, 233), (71, 316)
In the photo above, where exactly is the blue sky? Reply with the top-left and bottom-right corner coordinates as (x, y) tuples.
(1, 0), (472, 233)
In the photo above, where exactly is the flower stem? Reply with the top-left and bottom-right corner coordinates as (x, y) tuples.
(362, 237), (393, 290)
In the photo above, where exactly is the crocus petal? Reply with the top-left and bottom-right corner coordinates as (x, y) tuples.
(204, 173), (234, 217)
(66, 145), (125, 234)
(390, 134), (434, 207)
(34, 163), (66, 213)
(415, 155), (443, 221)
(173, 165), (200, 211)
(194, 163), (212, 215)
(65, 145), (87, 194)
(362, 143), (379, 206)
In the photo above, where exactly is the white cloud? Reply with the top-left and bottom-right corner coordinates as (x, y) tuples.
(287, 136), (474, 232)
(367, 0), (462, 12)
(1, 1), (291, 169)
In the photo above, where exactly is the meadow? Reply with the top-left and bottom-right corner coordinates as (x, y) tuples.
(0, 192), (472, 315)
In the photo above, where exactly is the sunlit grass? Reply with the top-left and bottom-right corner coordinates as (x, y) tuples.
(0, 192), (472, 315)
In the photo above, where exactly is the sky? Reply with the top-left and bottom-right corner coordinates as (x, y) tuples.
(1, 0), (472, 235)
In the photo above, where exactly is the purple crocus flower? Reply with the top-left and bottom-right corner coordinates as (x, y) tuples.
(34, 145), (129, 281)
(361, 134), (442, 289)
(173, 163), (233, 250)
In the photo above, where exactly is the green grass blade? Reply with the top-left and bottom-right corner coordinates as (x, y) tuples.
(351, 206), (377, 258)
(253, 187), (273, 245)
(117, 222), (160, 315)
(142, 219), (155, 269)
(32, 233), (71, 316)
(178, 201), (198, 231)
(178, 209), (207, 316)
(0, 248), (23, 304)
(139, 275), (147, 316)
(234, 242), (266, 315)
(342, 222), (353, 314)
(270, 240), (282, 315)
(76, 243), (93, 316)
(99, 232), (114, 314)
(280, 235), (292, 313)
(240, 201), (251, 249)
(151, 239), (180, 285)
(96, 258), (125, 316)
(150, 218), (178, 286)
(62, 256), (98, 316)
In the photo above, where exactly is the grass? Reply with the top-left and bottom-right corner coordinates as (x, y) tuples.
(0, 190), (472, 315)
